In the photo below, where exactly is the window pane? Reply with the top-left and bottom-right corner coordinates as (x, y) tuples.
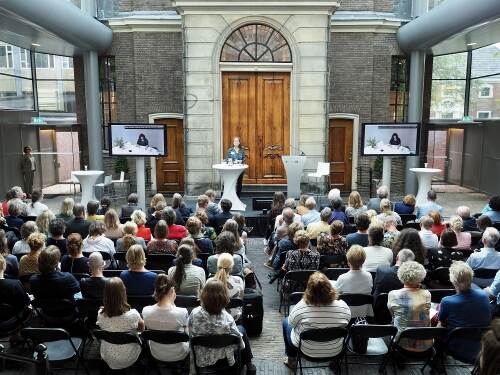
(37, 80), (75, 112)
(469, 75), (500, 119)
(35, 53), (74, 80)
(430, 79), (465, 119)
(432, 52), (467, 79)
(0, 74), (34, 110)
(471, 43), (500, 78)
(0, 42), (32, 78)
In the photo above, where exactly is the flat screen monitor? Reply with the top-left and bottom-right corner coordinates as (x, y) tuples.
(109, 123), (167, 156)
(361, 122), (421, 156)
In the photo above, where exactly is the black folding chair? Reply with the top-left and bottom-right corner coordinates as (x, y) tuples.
(175, 295), (200, 309)
(145, 253), (175, 272)
(373, 293), (392, 325)
(141, 330), (190, 375)
(113, 251), (127, 269)
(93, 329), (142, 373)
(32, 299), (80, 329)
(339, 294), (374, 317)
(474, 268), (498, 280)
(426, 267), (452, 288)
(21, 327), (89, 375)
(197, 252), (211, 277)
(279, 270), (315, 315)
(295, 327), (349, 375)
(286, 292), (304, 316)
(445, 326), (490, 368)
(469, 231), (482, 247)
(400, 214), (417, 225)
(322, 267), (349, 281)
(404, 222), (421, 230)
(127, 295), (156, 312)
(429, 289), (455, 304)
(320, 254), (347, 269)
(0, 304), (33, 339)
(76, 298), (102, 329)
(346, 324), (398, 374)
(384, 327), (448, 374)
(191, 334), (242, 375)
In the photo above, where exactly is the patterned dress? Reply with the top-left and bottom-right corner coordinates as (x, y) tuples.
(146, 239), (178, 255)
(283, 249), (320, 292)
(317, 234), (348, 267)
(427, 247), (464, 270)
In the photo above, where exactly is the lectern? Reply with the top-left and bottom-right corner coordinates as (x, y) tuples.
(282, 155), (307, 199)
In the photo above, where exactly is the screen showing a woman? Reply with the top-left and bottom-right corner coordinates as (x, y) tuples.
(226, 137), (245, 197)
(389, 133), (401, 146)
(137, 134), (149, 147)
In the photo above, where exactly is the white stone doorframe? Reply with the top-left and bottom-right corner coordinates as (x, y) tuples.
(148, 113), (184, 193)
(328, 113), (360, 190)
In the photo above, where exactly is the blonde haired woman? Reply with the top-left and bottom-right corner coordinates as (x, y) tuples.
(131, 210), (151, 241)
(148, 193), (165, 217)
(377, 198), (402, 226)
(120, 244), (157, 295)
(296, 194), (310, 216)
(208, 252), (244, 321)
(444, 215), (471, 250)
(35, 210), (55, 236)
(104, 209), (124, 240)
(56, 197), (74, 223)
(345, 191), (367, 219)
(116, 221), (146, 252)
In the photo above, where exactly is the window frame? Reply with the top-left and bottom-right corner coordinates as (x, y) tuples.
(478, 84), (493, 98)
(477, 111), (491, 119)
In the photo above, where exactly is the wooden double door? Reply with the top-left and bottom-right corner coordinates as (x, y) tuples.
(222, 72), (290, 184)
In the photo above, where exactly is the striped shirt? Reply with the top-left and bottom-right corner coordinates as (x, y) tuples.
(288, 299), (351, 358)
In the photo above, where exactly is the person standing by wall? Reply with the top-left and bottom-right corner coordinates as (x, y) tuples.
(21, 146), (36, 197)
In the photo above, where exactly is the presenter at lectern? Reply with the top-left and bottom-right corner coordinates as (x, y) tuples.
(226, 136), (245, 197)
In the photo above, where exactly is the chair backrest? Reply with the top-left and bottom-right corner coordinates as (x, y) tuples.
(145, 253), (175, 272)
(317, 162), (330, 175)
(83, 251), (112, 261)
(104, 175), (112, 185)
(339, 293), (373, 307)
(447, 326), (489, 342)
(429, 289), (455, 304)
(469, 231), (482, 247)
(373, 293), (392, 325)
(71, 273), (90, 282)
(428, 267), (451, 284)
(289, 292), (304, 306)
(474, 268), (499, 279)
(127, 295), (156, 311)
(21, 327), (71, 343)
(175, 295), (200, 309)
(322, 267), (349, 281)
(103, 270), (122, 278)
(93, 329), (142, 345)
(349, 324), (398, 339)
(76, 298), (102, 327)
(141, 329), (189, 345)
(397, 327), (448, 342)
(399, 214), (417, 225)
(404, 222), (421, 230)
(320, 254), (347, 268)
(285, 269), (315, 283)
(299, 327), (348, 343)
(113, 251), (126, 264)
(227, 298), (244, 309)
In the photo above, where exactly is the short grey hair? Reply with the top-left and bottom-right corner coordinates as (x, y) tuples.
(397, 261), (426, 285)
(482, 227), (500, 248)
(449, 216), (463, 232)
(384, 215), (398, 227)
(420, 216), (434, 230)
(397, 248), (415, 263)
(320, 207), (332, 222)
(305, 197), (316, 209)
(449, 261), (473, 292)
(21, 221), (38, 240)
(456, 206), (471, 219)
(377, 185), (389, 199)
(8, 199), (23, 216)
(10, 186), (24, 199)
(284, 198), (296, 209)
(88, 252), (104, 272)
(328, 188), (341, 202)
(282, 207), (295, 224)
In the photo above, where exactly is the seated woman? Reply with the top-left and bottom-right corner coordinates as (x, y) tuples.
(83, 221), (115, 257)
(55, 197), (74, 223)
(168, 244), (206, 296)
(207, 253), (244, 321)
(272, 222), (302, 270)
(0, 229), (18, 278)
(222, 219), (249, 267)
(142, 274), (189, 363)
(0, 254), (30, 319)
(194, 209), (216, 241)
(334, 245), (373, 319)
(477, 321), (500, 375)
(345, 191), (367, 219)
(120, 245), (157, 295)
(35, 210), (55, 237)
(147, 193), (166, 218)
(394, 194), (416, 215)
(146, 202), (165, 231)
(97, 277), (144, 370)
(29, 245), (80, 301)
(80, 252), (107, 299)
(377, 198), (402, 226)
(61, 233), (89, 274)
(428, 229), (464, 270)
(12, 221), (38, 255)
(392, 228), (427, 266)
(172, 193), (193, 225)
(103, 209), (124, 240)
(317, 220), (348, 267)
(97, 196), (111, 216)
(363, 225), (393, 273)
(188, 280), (256, 374)
(46, 218), (67, 255)
(429, 211), (447, 236)
(6, 199), (24, 229)
(19, 232), (45, 276)
(232, 213), (248, 246)
(116, 221), (147, 252)
(388, 261), (431, 352)
(131, 210), (151, 242)
(445, 216), (471, 250)
(186, 216), (214, 254)
(161, 207), (188, 241)
(382, 216), (400, 249)
(283, 272), (351, 370)
(146, 220), (178, 255)
(438, 261), (491, 364)
(207, 231), (244, 276)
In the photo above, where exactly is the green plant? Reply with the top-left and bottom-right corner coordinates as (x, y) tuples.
(113, 137), (126, 149)
(114, 156), (129, 174)
(367, 137), (378, 148)
(373, 156), (383, 178)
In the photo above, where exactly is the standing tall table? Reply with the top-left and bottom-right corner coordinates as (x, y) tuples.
(71, 170), (104, 207)
(409, 167), (442, 207)
(213, 163), (248, 211)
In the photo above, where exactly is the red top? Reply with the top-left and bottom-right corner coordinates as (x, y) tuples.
(431, 223), (447, 236)
(2, 200), (8, 216)
(136, 224), (152, 242)
(167, 224), (188, 240)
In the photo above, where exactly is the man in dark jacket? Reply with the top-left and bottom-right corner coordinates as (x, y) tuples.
(65, 204), (90, 238)
(373, 249), (415, 299)
(120, 193), (139, 219)
(210, 198), (233, 233)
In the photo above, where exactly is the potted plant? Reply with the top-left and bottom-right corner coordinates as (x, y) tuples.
(114, 156), (129, 178)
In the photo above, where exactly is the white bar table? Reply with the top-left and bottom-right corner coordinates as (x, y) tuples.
(213, 163), (248, 211)
(71, 170), (104, 207)
(409, 167), (442, 207)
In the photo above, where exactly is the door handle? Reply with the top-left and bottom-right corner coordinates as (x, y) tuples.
(348, 152), (352, 161)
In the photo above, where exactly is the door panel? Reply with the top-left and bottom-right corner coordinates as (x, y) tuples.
(222, 72), (290, 184)
(39, 129), (58, 188)
(328, 119), (353, 192)
(447, 128), (464, 185)
(155, 119), (184, 192)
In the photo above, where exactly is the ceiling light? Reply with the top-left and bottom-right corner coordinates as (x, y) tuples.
(467, 42), (477, 46)
(31, 43), (40, 47)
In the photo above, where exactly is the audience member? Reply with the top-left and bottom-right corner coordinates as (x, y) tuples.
(6, 199), (24, 229)
(327, 188), (345, 212)
(65, 204), (91, 239)
(80, 252), (107, 299)
(392, 228), (427, 266)
(46, 218), (67, 255)
(86, 200), (104, 222)
(456, 205), (478, 232)
(209, 198), (233, 231)
(274, 206), (300, 231)
(382, 216), (400, 249)
(477, 321), (500, 375)
(116, 221), (147, 252)
(12, 221), (38, 255)
(334, 245), (373, 318)
(346, 213), (370, 247)
(172, 193), (193, 224)
(0, 230), (19, 278)
(301, 197), (320, 227)
(36, 209), (55, 236)
(1, 190), (14, 216)
(26, 190), (48, 217)
(467, 227), (500, 287)
(195, 209), (216, 241)
(97, 196), (111, 216)
(438, 261), (491, 363)
(271, 222), (302, 270)
(83, 221), (116, 262)
(363, 225), (393, 272)
(196, 194), (210, 213)
(282, 272), (350, 370)
(147, 193), (166, 217)
(269, 192), (286, 227)
(388, 261), (431, 352)
(186, 216), (214, 254)
(329, 198), (349, 226)
(142, 273), (189, 363)
(377, 198), (402, 226)
(146, 220), (178, 255)
(0, 253), (29, 321)
(222, 219), (248, 266)
(317, 220), (347, 267)
(445, 216), (471, 250)
(120, 245), (157, 295)
(205, 189), (222, 217)
(427, 229), (463, 270)
(232, 212), (248, 245)
(419, 216), (439, 249)
(56, 197), (75, 223)
(97, 277), (144, 370)
(373, 249), (415, 299)
(162, 207), (188, 240)
(366, 209), (380, 225)
(145, 201), (165, 231)
(19, 232), (45, 276)
(484, 195), (500, 223)
(208, 231), (244, 276)
(477, 215), (493, 233)
(345, 191), (367, 219)
(429, 211), (446, 236)
(103, 209), (124, 240)
(416, 190), (443, 219)
(394, 194), (416, 215)
(168, 244), (206, 296)
(366, 185), (389, 214)
(131, 210), (151, 241)
(306, 207), (331, 240)
(120, 193), (139, 219)
(61, 233), (89, 274)
(296, 194), (309, 216)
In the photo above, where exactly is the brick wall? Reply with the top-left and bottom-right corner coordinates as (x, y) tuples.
(338, 0), (394, 12)
(118, 0), (174, 12)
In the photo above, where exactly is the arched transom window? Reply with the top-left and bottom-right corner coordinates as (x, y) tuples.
(221, 24), (292, 63)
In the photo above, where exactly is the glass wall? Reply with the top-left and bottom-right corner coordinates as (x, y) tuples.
(389, 56), (409, 122)
(99, 56), (117, 150)
(0, 42), (34, 110)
